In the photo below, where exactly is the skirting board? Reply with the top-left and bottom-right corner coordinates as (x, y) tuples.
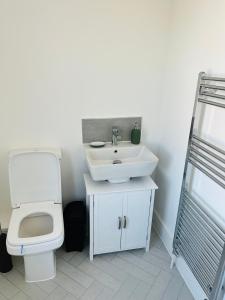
(153, 210), (208, 300)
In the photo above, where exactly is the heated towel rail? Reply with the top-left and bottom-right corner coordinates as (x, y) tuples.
(172, 72), (225, 300)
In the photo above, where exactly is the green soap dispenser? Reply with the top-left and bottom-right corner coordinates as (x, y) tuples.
(131, 122), (141, 144)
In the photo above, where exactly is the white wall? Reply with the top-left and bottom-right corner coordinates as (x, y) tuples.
(155, 1), (225, 298)
(0, 0), (171, 228)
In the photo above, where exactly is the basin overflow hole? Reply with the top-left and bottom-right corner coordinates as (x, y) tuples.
(113, 159), (122, 164)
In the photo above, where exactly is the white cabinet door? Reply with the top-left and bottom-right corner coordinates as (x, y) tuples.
(121, 191), (151, 250)
(93, 193), (124, 254)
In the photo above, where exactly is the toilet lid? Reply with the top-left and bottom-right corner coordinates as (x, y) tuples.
(9, 148), (62, 208)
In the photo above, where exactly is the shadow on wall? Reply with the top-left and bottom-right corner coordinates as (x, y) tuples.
(60, 149), (76, 207)
(154, 146), (182, 235)
(0, 150), (11, 222)
(61, 145), (88, 207)
(156, 146), (172, 171)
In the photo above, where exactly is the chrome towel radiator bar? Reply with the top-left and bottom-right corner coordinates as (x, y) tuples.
(172, 72), (225, 300)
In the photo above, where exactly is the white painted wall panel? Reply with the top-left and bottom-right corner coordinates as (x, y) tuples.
(0, 0), (171, 227)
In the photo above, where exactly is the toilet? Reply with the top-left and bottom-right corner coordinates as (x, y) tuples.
(6, 148), (64, 282)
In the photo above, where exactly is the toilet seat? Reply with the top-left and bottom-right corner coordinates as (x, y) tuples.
(7, 201), (64, 256)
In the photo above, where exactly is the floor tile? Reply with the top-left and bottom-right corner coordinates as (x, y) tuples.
(161, 273), (184, 300)
(0, 230), (194, 300)
(56, 248), (76, 261)
(145, 270), (172, 300)
(135, 250), (171, 270)
(129, 281), (152, 300)
(92, 256), (128, 282)
(64, 293), (78, 300)
(36, 278), (58, 294)
(118, 251), (160, 276)
(57, 258), (94, 288)
(149, 246), (171, 262)
(10, 291), (29, 300)
(111, 256), (155, 285)
(53, 270), (84, 298)
(0, 274), (19, 298)
(95, 286), (115, 300)
(48, 285), (68, 300)
(4, 270), (47, 300)
(78, 259), (121, 291)
(0, 293), (6, 300)
(79, 281), (104, 300)
(112, 276), (139, 300)
(154, 270), (173, 287)
(69, 251), (88, 267)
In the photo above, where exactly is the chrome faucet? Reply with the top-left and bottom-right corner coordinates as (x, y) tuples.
(112, 127), (121, 146)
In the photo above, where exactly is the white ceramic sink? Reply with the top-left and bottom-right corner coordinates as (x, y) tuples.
(84, 142), (159, 183)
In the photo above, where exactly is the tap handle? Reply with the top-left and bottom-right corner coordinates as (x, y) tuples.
(112, 127), (119, 134)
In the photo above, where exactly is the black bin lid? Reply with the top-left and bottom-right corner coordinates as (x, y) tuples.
(63, 201), (85, 220)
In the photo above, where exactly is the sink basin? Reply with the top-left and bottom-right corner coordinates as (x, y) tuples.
(84, 142), (159, 183)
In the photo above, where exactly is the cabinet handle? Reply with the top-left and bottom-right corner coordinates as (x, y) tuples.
(118, 217), (122, 230)
(123, 216), (127, 228)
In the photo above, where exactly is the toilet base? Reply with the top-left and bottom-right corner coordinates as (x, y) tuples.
(24, 251), (56, 282)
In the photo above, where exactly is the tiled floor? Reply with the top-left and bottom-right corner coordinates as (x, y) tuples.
(0, 231), (194, 300)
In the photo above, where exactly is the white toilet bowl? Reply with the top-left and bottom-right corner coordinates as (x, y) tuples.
(6, 149), (64, 282)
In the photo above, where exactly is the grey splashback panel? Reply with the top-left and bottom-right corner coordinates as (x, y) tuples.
(82, 117), (142, 143)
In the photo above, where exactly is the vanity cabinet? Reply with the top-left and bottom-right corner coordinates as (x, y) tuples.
(84, 174), (158, 260)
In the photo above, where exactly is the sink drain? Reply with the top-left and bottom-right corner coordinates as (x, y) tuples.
(113, 159), (122, 164)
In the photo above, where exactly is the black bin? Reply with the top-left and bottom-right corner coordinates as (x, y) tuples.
(0, 232), (13, 273)
(63, 201), (86, 252)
